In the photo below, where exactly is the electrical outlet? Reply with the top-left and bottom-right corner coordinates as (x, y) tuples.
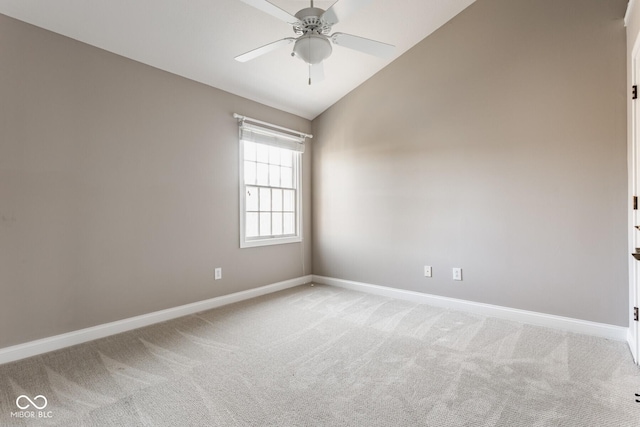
(424, 266), (432, 277)
(453, 268), (462, 281)
(214, 267), (222, 280)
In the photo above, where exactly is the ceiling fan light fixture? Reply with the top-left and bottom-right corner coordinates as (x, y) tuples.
(293, 34), (332, 65)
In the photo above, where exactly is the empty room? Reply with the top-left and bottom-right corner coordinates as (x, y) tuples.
(1, 0), (640, 425)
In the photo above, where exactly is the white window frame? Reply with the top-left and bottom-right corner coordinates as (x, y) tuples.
(236, 115), (308, 248)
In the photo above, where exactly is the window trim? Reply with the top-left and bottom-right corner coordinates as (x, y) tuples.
(239, 138), (303, 249)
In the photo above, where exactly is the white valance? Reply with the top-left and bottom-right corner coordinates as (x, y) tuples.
(235, 114), (311, 154)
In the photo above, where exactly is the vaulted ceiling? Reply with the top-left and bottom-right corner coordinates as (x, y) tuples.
(0, 0), (476, 119)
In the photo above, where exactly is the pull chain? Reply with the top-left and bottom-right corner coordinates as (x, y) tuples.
(308, 35), (312, 85)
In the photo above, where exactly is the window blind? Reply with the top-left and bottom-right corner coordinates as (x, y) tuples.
(235, 114), (310, 153)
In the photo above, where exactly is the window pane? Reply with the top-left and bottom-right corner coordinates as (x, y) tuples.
(281, 166), (293, 188)
(283, 190), (294, 212)
(260, 213), (271, 236)
(256, 144), (269, 163)
(269, 146), (281, 165)
(269, 165), (280, 187)
(244, 141), (256, 161)
(272, 189), (283, 212)
(283, 213), (294, 235)
(281, 150), (293, 167)
(256, 163), (269, 186)
(246, 187), (258, 211)
(259, 187), (271, 211)
(246, 213), (259, 237)
(241, 140), (300, 246)
(272, 212), (283, 236)
(244, 161), (256, 185)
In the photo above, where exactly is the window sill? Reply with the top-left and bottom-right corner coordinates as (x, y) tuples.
(240, 236), (302, 248)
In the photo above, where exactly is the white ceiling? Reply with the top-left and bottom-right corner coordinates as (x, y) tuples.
(0, 0), (475, 120)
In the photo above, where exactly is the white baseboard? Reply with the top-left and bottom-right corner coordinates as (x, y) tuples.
(313, 275), (628, 342)
(1, 274), (627, 366)
(0, 275), (312, 365)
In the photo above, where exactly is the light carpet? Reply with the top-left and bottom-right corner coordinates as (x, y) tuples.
(0, 284), (639, 426)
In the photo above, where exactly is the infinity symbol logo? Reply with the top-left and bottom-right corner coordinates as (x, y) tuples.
(16, 395), (48, 410)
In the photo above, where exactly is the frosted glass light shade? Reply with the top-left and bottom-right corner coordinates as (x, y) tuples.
(293, 34), (332, 64)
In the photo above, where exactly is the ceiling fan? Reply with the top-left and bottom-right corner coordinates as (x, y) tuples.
(235, 0), (394, 84)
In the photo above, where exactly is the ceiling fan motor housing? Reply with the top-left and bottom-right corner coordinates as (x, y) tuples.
(293, 7), (332, 35)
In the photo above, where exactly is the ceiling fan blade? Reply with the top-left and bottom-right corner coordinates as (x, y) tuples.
(235, 38), (296, 62)
(331, 32), (394, 58)
(239, 0), (299, 24)
(309, 62), (325, 85)
(321, 0), (373, 25)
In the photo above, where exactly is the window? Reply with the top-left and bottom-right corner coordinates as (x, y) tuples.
(237, 117), (307, 248)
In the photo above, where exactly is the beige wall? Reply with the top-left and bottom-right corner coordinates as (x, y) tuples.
(0, 14), (312, 348)
(0, 0), (630, 349)
(312, 0), (628, 325)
